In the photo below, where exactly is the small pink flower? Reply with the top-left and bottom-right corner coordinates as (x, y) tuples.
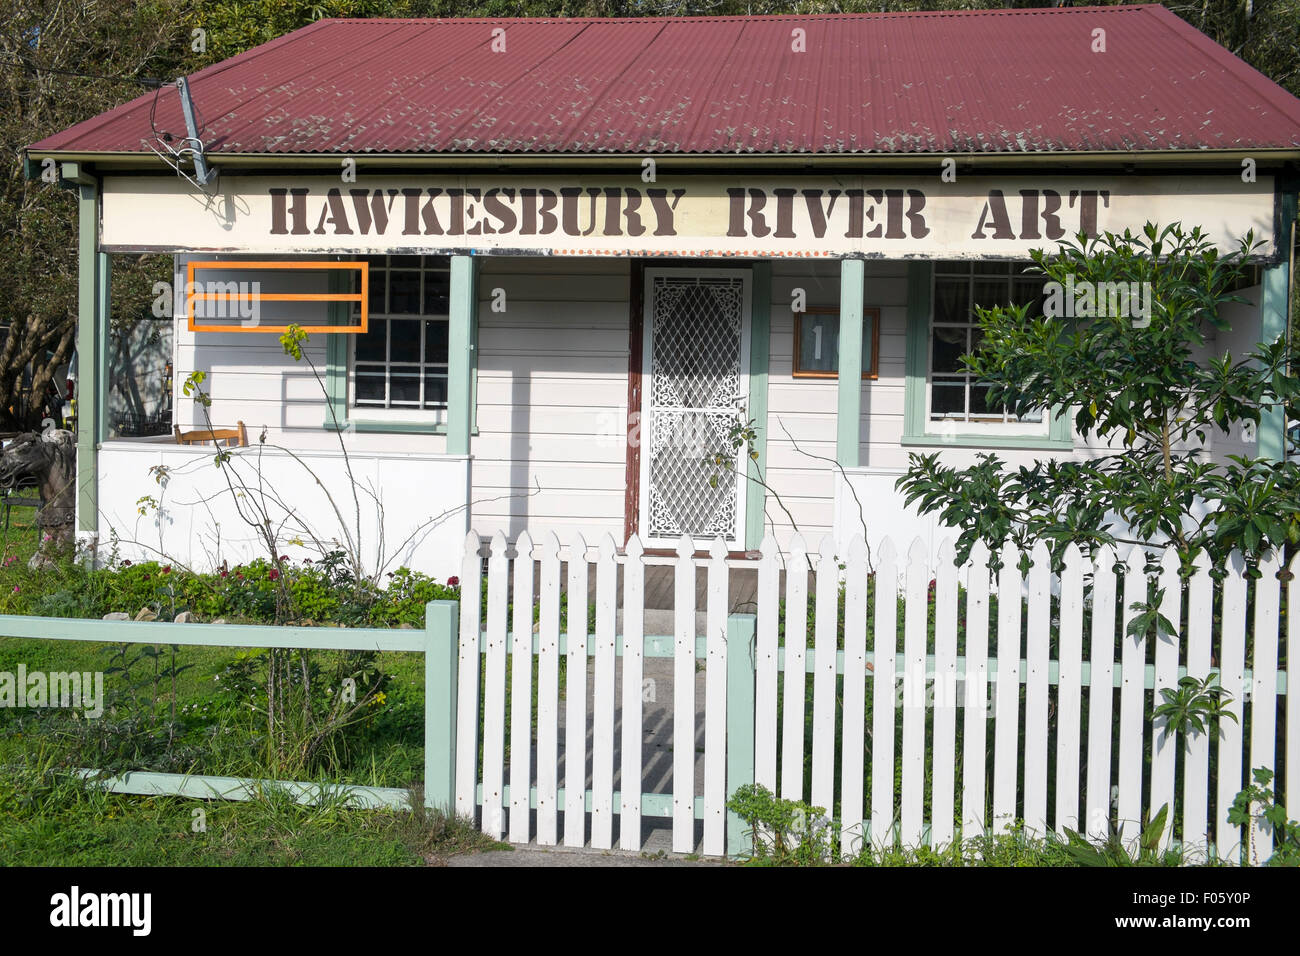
(11, 585), (19, 594)
(447, 576), (460, 587)
(279, 555), (289, 562)
(161, 565), (172, 575)
(122, 559), (132, 567)
(3, 556), (15, 568)
(219, 569), (228, 578)
(268, 569), (280, 581)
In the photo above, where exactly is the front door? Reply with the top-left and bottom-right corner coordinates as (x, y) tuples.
(638, 268), (751, 547)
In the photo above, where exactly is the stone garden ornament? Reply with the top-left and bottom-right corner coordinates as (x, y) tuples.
(0, 429), (77, 568)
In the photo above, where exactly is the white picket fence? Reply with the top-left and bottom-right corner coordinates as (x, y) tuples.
(451, 530), (1295, 863)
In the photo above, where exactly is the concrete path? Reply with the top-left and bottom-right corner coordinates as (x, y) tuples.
(446, 844), (724, 867)
(501, 656), (711, 855)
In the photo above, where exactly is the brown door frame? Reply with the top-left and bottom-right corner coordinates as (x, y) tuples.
(623, 258), (756, 546)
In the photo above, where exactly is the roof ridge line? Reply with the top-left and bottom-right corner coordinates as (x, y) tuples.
(318, 6), (1158, 25)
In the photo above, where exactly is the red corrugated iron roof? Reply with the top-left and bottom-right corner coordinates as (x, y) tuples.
(28, 5), (1300, 158)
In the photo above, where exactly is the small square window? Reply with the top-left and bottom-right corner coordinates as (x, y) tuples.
(792, 307), (880, 379)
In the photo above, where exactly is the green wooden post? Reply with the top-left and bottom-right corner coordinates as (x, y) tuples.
(902, 260), (932, 442)
(1259, 184), (1295, 463)
(447, 255), (477, 456)
(95, 251), (111, 444)
(745, 261), (772, 550)
(725, 612), (757, 857)
(425, 599), (459, 812)
(837, 259), (865, 467)
(70, 164), (106, 533)
(1260, 259), (1290, 462)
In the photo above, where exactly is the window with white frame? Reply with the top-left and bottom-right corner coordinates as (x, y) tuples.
(929, 260), (1048, 432)
(350, 255), (450, 418)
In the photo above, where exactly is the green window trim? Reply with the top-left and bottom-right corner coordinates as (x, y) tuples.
(323, 260), (478, 436)
(903, 260), (1074, 452)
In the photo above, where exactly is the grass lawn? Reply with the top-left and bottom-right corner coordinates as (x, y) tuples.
(0, 505), (498, 866)
(0, 757), (507, 866)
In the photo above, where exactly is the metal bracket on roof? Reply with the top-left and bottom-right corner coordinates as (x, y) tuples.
(145, 75), (218, 190)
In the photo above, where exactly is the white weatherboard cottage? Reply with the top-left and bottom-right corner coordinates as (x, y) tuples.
(24, 9), (1300, 578)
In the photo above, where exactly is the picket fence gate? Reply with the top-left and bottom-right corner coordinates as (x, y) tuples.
(452, 530), (1294, 862)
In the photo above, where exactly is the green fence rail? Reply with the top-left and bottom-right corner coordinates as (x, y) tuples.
(0, 603), (762, 856)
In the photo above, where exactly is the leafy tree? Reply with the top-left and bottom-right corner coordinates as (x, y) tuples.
(898, 223), (1300, 568)
(0, 0), (195, 429)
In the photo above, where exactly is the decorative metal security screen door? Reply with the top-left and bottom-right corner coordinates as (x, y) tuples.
(639, 269), (751, 546)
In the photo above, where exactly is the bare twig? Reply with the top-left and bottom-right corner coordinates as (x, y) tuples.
(775, 415), (875, 575)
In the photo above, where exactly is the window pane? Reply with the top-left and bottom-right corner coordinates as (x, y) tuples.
(1014, 279), (1046, 317)
(367, 274), (385, 314)
(931, 326), (967, 374)
(423, 270), (450, 315)
(933, 279), (970, 324)
(356, 322), (386, 362)
(798, 314), (839, 373)
(969, 384), (1002, 420)
(972, 278), (1009, 311)
(423, 374), (448, 408)
(424, 320), (449, 364)
(973, 261), (1012, 275)
(390, 319), (420, 362)
(931, 381), (965, 418)
(389, 271), (420, 313)
(390, 374), (420, 404)
(390, 255), (421, 268)
(355, 373), (385, 405)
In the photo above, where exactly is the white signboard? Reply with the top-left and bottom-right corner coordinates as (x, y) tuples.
(100, 173), (1276, 258)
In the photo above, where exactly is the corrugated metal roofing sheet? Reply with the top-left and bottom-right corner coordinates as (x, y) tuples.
(28, 5), (1300, 157)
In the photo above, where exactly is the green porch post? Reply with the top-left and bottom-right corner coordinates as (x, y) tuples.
(1260, 261), (1290, 462)
(68, 164), (107, 533)
(744, 261), (772, 549)
(837, 259), (865, 467)
(725, 613), (757, 857)
(447, 255), (478, 456)
(1260, 188), (1296, 463)
(96, 251), (110, 444)
(425, 599), (460, 811)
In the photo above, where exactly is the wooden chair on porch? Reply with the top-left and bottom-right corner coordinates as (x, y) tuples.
(1, 475), (42, 532)
(174, 421), (248, 447)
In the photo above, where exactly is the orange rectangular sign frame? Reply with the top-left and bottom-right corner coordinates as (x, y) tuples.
(186, 260), (369, 334)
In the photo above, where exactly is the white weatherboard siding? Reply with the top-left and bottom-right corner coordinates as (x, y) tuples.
(96, 442), (469, 578)
(102, 255), (470, 578)
(469, 257), (630, 541)
(144, 256), (1272, 570)
(171, 254), (451, 455)
(765, 259), (907, 542)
